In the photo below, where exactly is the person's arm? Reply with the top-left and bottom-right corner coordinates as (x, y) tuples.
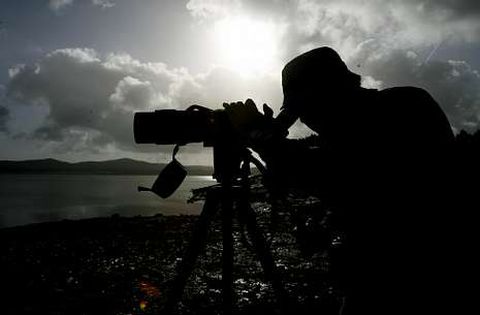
(275, 108), (299, 132)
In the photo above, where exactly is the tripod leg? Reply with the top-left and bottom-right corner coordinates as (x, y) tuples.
(221, 185), (234, 315)
(163, 190), (219, 314)
(240, 200), (291, 313)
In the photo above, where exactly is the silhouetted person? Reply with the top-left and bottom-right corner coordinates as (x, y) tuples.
(225, 47), (463, 314)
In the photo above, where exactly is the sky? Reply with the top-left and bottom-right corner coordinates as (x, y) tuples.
(1, 0), (480, 165)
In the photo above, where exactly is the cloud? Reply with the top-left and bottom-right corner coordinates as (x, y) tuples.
(0, 85), (9, 132)
(109, 76), (159, 111)
(49, 0), (74, 12)
(92, 0), (115, 9)
(6, 49), (174, 150)
(285, 0), (480, 61)
(418, 0), (480, 19)
(186, 0), (241, 19)
(4, 48), (281, 160)
(350, 45), (480, 132)
(187, 0), (480, 57)
(49, 0), (115, 13)
(0, 106), (8, 132)
(0, 20), (6, 36)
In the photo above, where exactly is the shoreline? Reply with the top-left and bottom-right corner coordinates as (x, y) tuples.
(0, 174), (215, 229)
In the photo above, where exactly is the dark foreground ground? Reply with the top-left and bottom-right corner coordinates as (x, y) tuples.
(0, 193), (343, 315)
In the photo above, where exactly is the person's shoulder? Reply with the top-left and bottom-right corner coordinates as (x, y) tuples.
(379, 86), (434, 101)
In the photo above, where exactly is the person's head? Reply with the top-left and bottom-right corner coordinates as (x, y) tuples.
(281, 47), (361, 116)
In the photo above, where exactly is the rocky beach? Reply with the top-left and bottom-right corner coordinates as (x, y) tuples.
(0, 187), (343, 315)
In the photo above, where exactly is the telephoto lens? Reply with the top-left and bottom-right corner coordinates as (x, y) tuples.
(133, 109), (211, 145)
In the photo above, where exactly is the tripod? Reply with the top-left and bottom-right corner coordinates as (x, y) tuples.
(163, 147), (289, 315)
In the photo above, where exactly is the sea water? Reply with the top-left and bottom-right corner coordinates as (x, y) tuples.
(0, 174), (216, 228)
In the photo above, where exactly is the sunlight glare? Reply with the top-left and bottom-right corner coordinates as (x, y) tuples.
(213, 17), (281, 76)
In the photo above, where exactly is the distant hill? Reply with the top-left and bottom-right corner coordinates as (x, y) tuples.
(0, 158), (213, 176)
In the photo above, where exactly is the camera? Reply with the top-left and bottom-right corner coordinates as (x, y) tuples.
(134, 105), (247, 189)
(133, 105), (234, 147)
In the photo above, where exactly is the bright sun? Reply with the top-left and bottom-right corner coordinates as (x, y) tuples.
(213, 16), (281, 76)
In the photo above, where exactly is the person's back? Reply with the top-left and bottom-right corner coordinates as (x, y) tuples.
(334, 87), (454, 315)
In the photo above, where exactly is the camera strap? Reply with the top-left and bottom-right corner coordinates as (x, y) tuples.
(172, 143), (181, 161)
